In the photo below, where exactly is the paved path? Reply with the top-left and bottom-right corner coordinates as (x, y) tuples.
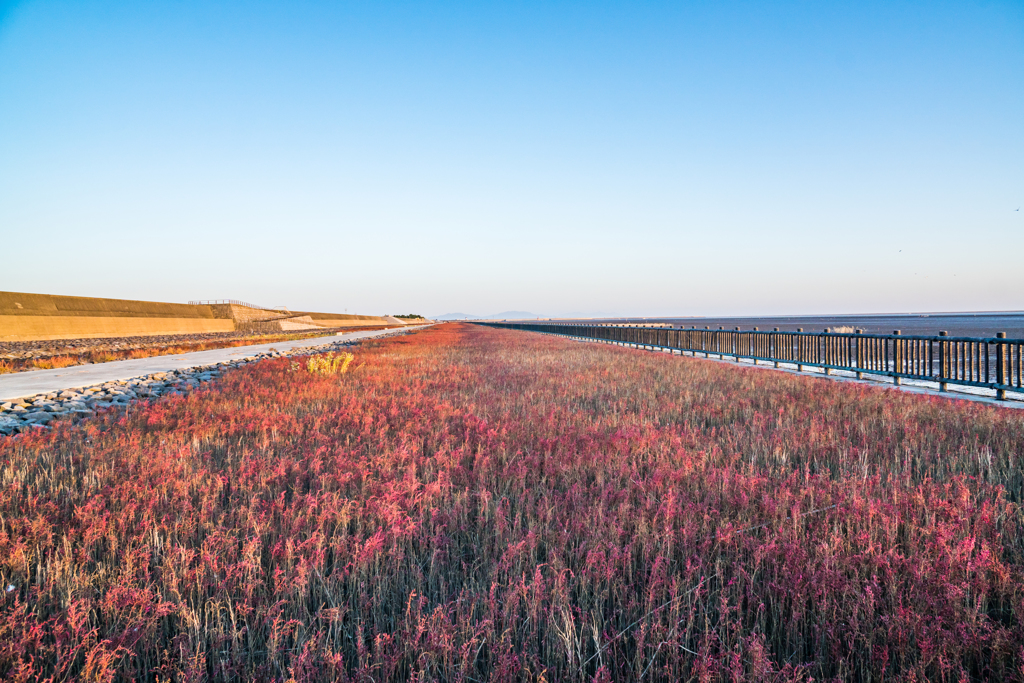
(0, 326), (427, 401)
(587, 340), (1024, 410)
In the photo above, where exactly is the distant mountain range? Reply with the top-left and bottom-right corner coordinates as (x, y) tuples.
(435, 311), (543, 321)
(434, 313), (478, 320)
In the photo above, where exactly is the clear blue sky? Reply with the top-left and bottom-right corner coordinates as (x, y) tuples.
(1, 1), (1021, 317)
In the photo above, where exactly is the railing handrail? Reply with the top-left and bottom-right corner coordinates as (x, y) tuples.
(478, 322), (1024, 401)
(551, 324), (1024, 345)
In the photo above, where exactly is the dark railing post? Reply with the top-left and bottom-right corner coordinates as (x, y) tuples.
(773, 328), (780, 367)
(855, 330), (864, 379)
(796, 328), (804, 372)
(996, 332), (1007, 400)
(938, 331), (948, 391)
(893, 330), (902, 385)
(823, 329), (832, 375)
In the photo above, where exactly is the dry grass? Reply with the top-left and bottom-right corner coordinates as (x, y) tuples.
(29, 355), (79, 370)
(305, 351), (354, 376)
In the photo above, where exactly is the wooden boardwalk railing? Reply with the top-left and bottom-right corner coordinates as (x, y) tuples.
(477, 322), (1024, 401)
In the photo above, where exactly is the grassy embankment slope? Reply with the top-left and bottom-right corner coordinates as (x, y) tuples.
(1, 323), (1022, 681)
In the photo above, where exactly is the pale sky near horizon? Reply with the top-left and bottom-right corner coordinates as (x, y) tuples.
(1, 1), (1022, 318)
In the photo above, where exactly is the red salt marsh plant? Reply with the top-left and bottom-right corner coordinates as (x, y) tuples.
(1, 323), (1024, 682)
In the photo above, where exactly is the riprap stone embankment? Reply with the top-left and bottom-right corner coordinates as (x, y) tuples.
(0, 339), (357, 436)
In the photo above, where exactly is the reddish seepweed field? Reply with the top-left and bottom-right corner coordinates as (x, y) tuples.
(2, 323), (1023, 682)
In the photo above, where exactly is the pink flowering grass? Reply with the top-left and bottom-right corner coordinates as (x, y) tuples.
(1, 323), (1023, 682)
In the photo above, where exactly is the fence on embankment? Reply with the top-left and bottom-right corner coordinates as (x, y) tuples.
(477, 322), (1024, 402)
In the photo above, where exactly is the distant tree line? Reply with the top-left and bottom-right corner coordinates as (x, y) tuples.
(392, 314), (425, 319)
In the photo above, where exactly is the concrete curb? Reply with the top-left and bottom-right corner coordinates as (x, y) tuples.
(574, 337), (1024, 411)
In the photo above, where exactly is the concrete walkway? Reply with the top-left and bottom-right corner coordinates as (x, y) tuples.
(0, 326), (428, 402)
(579, 339), (1024, 410)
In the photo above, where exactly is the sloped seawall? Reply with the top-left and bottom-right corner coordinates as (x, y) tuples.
(0, 292), (391, 341)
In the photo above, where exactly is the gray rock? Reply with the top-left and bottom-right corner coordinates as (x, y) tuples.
(0, 415), (23, 430)
(17, 423), (49, 433)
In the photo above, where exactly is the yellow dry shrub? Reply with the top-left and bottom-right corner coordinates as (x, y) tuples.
(31, 355), (78, 370)
(306, 352), (354, 376)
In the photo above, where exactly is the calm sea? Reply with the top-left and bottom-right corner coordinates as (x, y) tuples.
(549, 312), (1024, 339)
